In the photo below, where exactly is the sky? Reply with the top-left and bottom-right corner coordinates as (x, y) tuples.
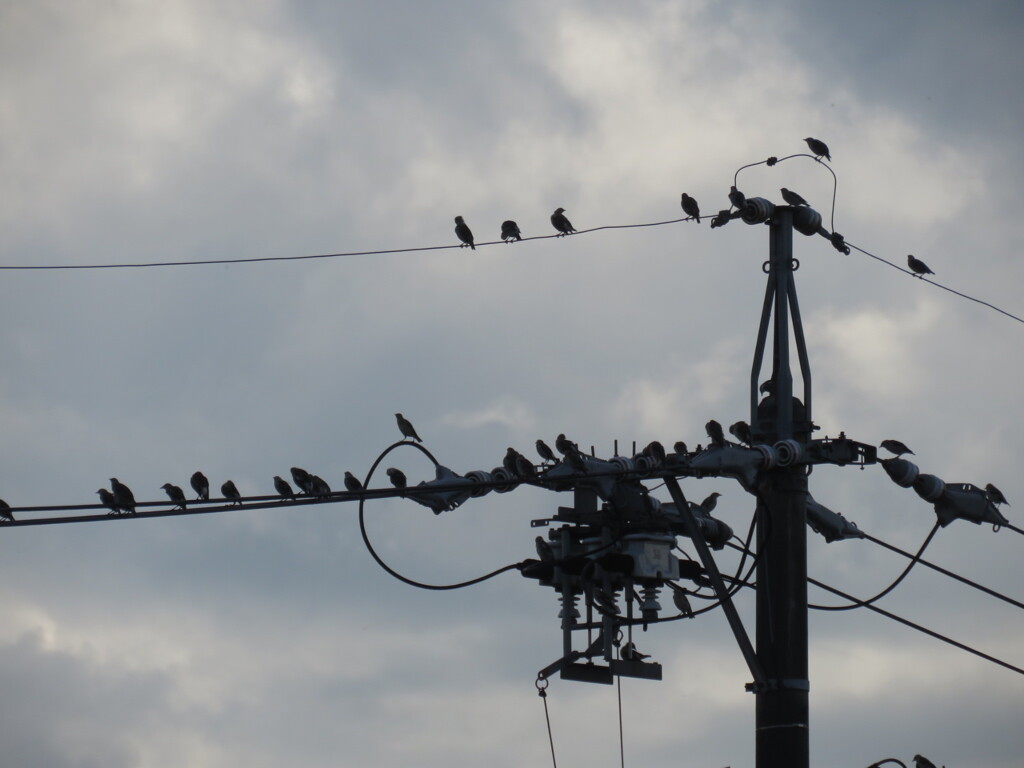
(1, 1), (1023, 766)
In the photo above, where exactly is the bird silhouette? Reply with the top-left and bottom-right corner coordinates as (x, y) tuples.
(907, 254), (934, 276)
(503, 447), (521, 474)
(550, 207), (575, 236)
(309, 475), (331, 498)
(985, 483), (1008, 506)
(804, 137), (831, 161)
(670, 585), (693, 616)
(0, 499), (13, 522)
(729, 186), (746, 209)
(500, 220), (522, 242)
(290, 467), (313, 494)
(190, 471), (210, 501)
(161, 483), (187, 510)
(705, 419), (725, 447)
(97, 488), (118, 514)
(514, 452), (537, 479)
(729, 421), (752, 445)
(386, 467), (407, 490)
(535, 439), (557, 464)
(912, 755), (938, 768)
(396, 413), (422, 442)
(535, 535), (555, 562)
(454, 216), (475, 250)
(880, 439), (914, 456)
(680, 193), (701, 223)
(110, 478), (136, 515)
(555, 433), (578, 456)
(221, 480), (242, 505)
(620, 641), (650, 661)
(273, 475), (296, 500)
(700, 492), (722, 514)
(781, 187), (808, 206)
(344, 471), (363, 493)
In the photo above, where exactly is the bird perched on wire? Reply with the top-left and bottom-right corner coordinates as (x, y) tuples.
(907, 254), (934, 276)
(0, 499), (13, 522)
(221, 480), (242, 505)
(161, 483), (187, 510)
(500, 220), (522, 242)
(514, 452), (537, 479)
(535, 439), (557, 464)
(554, 433), (578, 456)
(669, 585), (693, 617)
(97, 488), (118, 514)
(680, 193), (701, 223)
(503, 447), (523, 474)
(395, 413), (422, 442)
(309, 475), (331, 498)
(880, 439), (914, 457)
(700, 492), (722, 515)
(454, 216), (475, 250)
(780, 187), (809, 207)
(344, 471), (363, 493)
(729, 185), (746, 210)
(912, 755), (938, 768)
(290, 467), (313, 494)
(620, 641), (650, 661)
(550, 207), (576, 236)
(985, 483), (1008, 506)
(111, 478), (136, 515)
(273, 475), (296, 500)
(190, 471), (210, 501)
(729, 421), (752, 445)
(804, 137), (831, 162)
(386, 467), (407, 490)
(705, 419), (725, 447)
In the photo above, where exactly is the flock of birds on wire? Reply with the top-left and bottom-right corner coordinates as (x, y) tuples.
(451, 137), (936, 278)
(0, 409), (1008, 523)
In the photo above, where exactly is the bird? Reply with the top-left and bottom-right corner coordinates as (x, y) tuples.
(290, 467), (313, 494)
(620, 641), (650, 661)
(0, 499), (13, 522)
(700, 492), (722, 515)
(273, 475), (296, 500)
(344, 471), (363, 493)
(880, 439), (914, 457)
(907, 254), (934, 276)
(804, 136), (831, 162)
(454, 216), (475, 250)
(500, 220), (522, 242)
(680, 192), (701, 223)
(554, 433), (577, 456)
(780, 187), (808, 206)
(396, 413), (422, 442)
(514, 452), (537, 479)
(643, 440), (666, 464)
(985, 483), (1008, 506)
(550, 207), (575, 236)
(221, 480), (242, 505)
(729, 421), (752, 445)
(535, 439), (557, 464)
(673, 441), (688, 455)
(309, 475), (331, 498)
(503, 447), (521, 474)
(728, 185), (746, 209)
(110, 478), (136, 515)
(386, 467), (407, 490)
(670, 587), (693, 617)
(160, 483), (187, 510)
(535, 535), (555, 562)
(912, 755), (938, 768)
(705, 419), (725, 447)
(96, 488), (118, 514)
(190, 471), (210, 501)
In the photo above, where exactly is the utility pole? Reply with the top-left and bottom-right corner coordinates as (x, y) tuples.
(751, 205), (810, 768)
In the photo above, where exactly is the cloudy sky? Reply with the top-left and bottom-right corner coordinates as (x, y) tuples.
(2, 1), (1023, 766)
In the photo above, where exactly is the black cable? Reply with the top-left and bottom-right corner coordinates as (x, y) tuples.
(809, 576), (1024, 677)
(0, 217), (688, 271)
(810, 523), (939, 611)
(733, 151), (838, 232)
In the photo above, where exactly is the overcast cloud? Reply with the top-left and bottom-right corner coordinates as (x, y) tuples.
(1, 1), (1022, 766)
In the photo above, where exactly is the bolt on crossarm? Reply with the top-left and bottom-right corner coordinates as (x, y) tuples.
(750, 205), (811, 768)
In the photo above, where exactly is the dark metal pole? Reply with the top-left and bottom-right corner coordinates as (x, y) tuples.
(754, 207), (810, 768)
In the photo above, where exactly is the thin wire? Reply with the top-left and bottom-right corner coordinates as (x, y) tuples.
(733, 152), (838, 231)
(617, 675), (626, 768)
(847, 241), (1024, 324)
(537, 681), (558, 768)
(0, 217), (688, 271)
(809, 576), (1024, 677)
